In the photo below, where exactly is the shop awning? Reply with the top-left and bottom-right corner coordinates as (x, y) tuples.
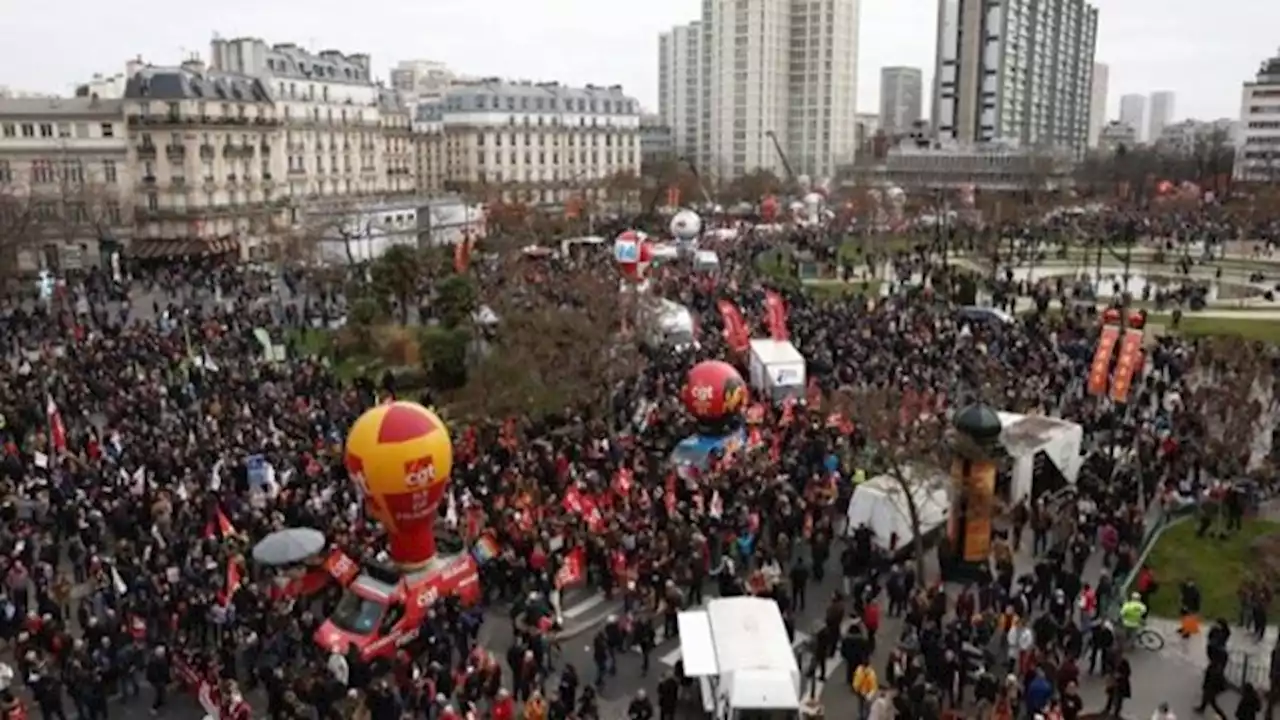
(126, 237), (240, 259)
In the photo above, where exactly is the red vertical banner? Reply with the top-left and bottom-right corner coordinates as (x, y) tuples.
(667, 186), (680, 208)
(717, 300), (751, 352)
(1087, 326), (1121, 396)
(763, 290), (789, 341)
(1109, 331), (1145, 403)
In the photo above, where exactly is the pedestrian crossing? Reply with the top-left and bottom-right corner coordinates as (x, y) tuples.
(552, 587), (625, 634)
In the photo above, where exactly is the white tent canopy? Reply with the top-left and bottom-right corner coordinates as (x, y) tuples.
(845, 468), (950, 552)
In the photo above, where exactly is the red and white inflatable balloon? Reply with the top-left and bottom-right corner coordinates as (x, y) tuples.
(614, 230), (653, 282)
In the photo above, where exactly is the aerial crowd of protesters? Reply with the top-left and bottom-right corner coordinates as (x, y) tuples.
(0, 198), (1275, 720)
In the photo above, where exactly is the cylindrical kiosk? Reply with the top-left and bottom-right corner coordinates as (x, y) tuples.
(941, 403), (1002, 583)
(344, 401), (454, 569)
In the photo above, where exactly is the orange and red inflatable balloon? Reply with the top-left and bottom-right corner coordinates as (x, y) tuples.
(344, 401), (453, 568)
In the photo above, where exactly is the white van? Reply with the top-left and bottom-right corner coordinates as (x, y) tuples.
(747, 339), (806, 402)
(677, 597), (802, 719)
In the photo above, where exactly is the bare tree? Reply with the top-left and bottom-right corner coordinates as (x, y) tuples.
(829, 385), (955, 580)
(0, 182), (38, 274)
(453, 253), (641, 420)
(1187, 337), (1277, 475)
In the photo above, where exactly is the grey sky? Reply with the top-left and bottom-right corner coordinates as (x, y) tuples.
(1, 0), (1275, 123)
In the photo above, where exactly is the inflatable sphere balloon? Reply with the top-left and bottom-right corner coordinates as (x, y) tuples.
(797, 174), (812, 191)
(681, 360), (749, 422)
(614, 229), (653, 282)
(344, 401), (454, 568)
(669, 210), (702, 241)
(760, 195), (780, 222)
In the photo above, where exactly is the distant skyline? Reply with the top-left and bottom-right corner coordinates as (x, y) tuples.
(0, 0), (1274, 121)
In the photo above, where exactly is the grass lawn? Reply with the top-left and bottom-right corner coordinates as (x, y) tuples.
(1145, 518), (1280, 619)
(804, 278), (883, 300)
(287, 328), (382, 381)
(1147, 314), (1280, 343)
(838, 235), (925, 260)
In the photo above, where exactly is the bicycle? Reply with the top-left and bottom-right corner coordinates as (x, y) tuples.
(1126, 625), (1165, 652)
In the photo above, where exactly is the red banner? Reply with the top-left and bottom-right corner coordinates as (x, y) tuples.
(323, 548), (361, 586)
(562, 486), (605, 532)
(556, 547), (586, 588)
(717, 300), (751, 353)
(1087, 326), (1121, 396)
(763, 290), (789, 341)
(1109, 330), (1145, 403)
(612, 468), (634, 497)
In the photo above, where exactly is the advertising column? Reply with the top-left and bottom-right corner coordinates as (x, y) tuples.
(941, 403), (1004, 583)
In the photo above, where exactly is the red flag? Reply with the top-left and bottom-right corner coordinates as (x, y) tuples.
(453, 236), (474, 274)
(763, 290), (789, 341)
(46, 394), (67, 453)
(205, 508), (236, 539)
(664, 472), (677, 515)
(217, 508), (235, 537)
(555, 547), (586, 588)
(747, 426), (764, 448)
(612, 468), (634, 497)
(218, 560), (242, 607)
(499, 417), (519, 449)
(716, 300), (751, 353)
(806, 378), (822, 407)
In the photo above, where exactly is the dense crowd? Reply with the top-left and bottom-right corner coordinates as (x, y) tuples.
(0, 206), (1272, 720)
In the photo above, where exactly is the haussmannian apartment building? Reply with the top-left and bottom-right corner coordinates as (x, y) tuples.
(421, 79), (641, 206)
(0, 96), (132, 271)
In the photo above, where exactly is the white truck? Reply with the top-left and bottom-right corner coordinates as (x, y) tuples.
(677, 597), (802, 719)
(747, 339), (806, 403)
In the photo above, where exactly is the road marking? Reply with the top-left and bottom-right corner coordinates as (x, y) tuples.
(562, 592), (607, 620)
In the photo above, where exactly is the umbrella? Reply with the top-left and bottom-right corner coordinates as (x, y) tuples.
(252, 527), (326, 566)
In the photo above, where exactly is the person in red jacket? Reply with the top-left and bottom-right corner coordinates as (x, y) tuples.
(862, 599), (881, 636)
(491, 689), (516, 720)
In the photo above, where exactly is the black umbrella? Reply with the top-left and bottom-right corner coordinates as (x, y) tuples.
(252, 527), (326, 566)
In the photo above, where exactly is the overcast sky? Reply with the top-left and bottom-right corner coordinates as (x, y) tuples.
(1, 0), (1275, 123)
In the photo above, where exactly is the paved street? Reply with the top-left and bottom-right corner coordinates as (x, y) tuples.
(73, 526), (1252, 720)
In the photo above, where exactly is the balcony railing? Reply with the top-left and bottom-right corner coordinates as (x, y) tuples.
(165, 145), (186, 159)
(125, 114), (283, 128)
(137, 144), (157, 158)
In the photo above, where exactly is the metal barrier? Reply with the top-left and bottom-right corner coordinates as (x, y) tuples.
(1227, 648), (1272, 692)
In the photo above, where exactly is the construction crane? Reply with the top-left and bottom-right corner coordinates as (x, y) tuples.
(632, 156), (713, 230)
(764, 130), (796, 186)
(679, 156), (713, 207)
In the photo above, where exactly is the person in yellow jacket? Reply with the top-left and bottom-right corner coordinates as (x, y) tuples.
(522, 691), (547, 720)
(852, 662), (878, 719)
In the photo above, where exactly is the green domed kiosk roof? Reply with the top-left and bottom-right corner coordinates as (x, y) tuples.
(952, 403), (1003, 441)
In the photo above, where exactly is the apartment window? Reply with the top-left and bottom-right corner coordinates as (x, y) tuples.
(32, 161), (53, 184)
(0, 160), (9, 183)
(38, 124), (53, 138)
(103, 160), (118, 183)
(0, 124), (12, 137)
(147, 193), (159, 211)
(20, 124), (35, 137)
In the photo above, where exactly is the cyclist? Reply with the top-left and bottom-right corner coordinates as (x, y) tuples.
(1120, 592), (1148, 647)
